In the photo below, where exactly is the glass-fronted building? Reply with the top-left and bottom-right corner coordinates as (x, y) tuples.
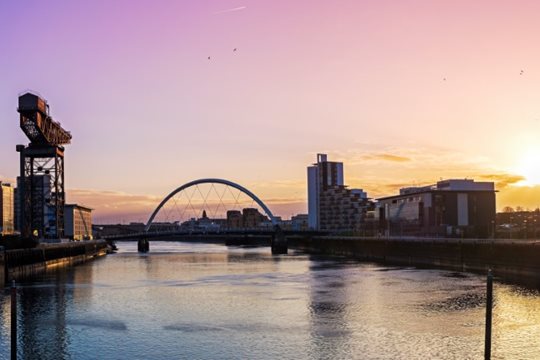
(377, 179), (496, 238)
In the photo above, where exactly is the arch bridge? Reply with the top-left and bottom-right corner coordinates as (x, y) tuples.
(137, 178), (287, 254)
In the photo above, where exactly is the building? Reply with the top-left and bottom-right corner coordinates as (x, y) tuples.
(242, 208), (268, 228)
(377, 179), (496, 238)
(64, 204), (93, 240)
(307, 154), (371, 231)
(227, 210), (243, 228)
(16, 174), (60, 238)
(307, 154), (343, 229)
(14, 186), (20, 232)
(0, 182), (15, 235)
(291, 214), (308, 231)
(496, 209), (540, 239)
(225, 208), (269, 228)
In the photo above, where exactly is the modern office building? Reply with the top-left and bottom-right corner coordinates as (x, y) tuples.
(377, 179), (496, 238)
(64, 204), (93, 240)
(0, 182), (15, 235)
(307, 154), (343, 229)
(307, 154), (371, 231)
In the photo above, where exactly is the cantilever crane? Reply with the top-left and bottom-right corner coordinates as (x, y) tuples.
(18, 93), (72, 146)
(17, 92), (72, 240)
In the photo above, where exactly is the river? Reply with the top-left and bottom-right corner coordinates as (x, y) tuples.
(1, 241), (540, 359)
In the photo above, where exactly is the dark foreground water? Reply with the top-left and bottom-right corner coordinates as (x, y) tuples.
(2, 241), (540, 359)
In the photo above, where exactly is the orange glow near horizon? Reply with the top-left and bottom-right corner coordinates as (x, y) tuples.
(514, 148), (540, 186)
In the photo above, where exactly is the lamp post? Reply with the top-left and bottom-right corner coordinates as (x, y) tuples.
(11, 280), (17, 360)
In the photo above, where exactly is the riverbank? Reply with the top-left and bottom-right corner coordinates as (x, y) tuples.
(289, 236), (540, 287)
(1, 240), (108, 287)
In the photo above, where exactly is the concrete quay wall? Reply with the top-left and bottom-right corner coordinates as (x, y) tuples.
(0, 248), (4, 288)
(1, 240), (108, 286)
(289, 236), (540, 286)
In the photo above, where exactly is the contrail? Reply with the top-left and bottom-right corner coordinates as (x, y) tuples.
(214, 6), (247, 14)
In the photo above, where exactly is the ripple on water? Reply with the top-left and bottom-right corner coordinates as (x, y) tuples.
(421, 292), (486, 312)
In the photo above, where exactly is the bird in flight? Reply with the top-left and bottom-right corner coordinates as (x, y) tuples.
(233, 48), (237, 52)
(520, 69), (524, 75)
(208, 56), (211, 60)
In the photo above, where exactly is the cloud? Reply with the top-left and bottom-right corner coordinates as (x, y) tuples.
(476, 173), (525, 189)
(67, 188), (161, 224)
(361, 153), (411, 163)
(0, 175), (16, 184)
(66, 187), (307, 223)
(214, 6), (247, 14)
(62, 147), (532, 223)
(326, 145), (527, 200)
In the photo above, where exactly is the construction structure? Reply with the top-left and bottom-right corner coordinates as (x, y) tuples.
(16, 92), (72, 240)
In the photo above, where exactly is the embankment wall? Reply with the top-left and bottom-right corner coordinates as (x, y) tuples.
(1, 240), (108, 286)
(290, 236), (540, 286)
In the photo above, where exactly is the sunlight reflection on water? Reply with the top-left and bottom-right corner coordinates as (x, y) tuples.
(1, 241), (540, 359)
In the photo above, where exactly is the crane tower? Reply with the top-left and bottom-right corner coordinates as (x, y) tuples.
(16, 92), (72, 240)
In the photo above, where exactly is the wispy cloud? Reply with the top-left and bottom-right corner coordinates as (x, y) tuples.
(67, 188), (161, 224)
(326, 144), (531, 201)
(361, 153), (412, 163)
(214, 6), (247, 15)
(477, 173), (525, 189)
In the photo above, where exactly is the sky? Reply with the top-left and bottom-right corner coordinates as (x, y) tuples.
(1, 0), (540, 223)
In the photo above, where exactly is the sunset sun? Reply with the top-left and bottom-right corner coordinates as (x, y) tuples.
(516, 149), (540, 186)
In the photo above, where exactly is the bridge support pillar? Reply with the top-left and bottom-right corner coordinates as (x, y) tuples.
(137, 238), (149, 253)
(271, 226), (287, 255)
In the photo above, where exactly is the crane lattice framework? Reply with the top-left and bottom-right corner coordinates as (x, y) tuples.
(16, 92), (72, 240)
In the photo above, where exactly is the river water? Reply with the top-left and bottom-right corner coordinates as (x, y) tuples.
(1, 241), (540, 359)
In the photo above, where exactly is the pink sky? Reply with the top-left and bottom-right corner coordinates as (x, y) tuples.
(1, 0), (540, 223)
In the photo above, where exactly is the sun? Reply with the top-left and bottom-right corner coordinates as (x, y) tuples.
(516, 149), (540, 186)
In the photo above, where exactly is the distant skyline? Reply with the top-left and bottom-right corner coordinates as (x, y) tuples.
(1, 0), (540, 223)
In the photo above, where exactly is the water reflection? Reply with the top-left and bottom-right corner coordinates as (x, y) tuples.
(18, 271), (75, 359)
(2, 242), (540, 359)
(307, 257), (353, 359)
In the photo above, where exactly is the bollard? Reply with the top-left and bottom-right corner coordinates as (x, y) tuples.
(137, 238), (149, 253)
(271, 225), (287, 255)
(485, 269), (493, 360)
(271, 235), (288, 255)
(11, 280), (17, 360)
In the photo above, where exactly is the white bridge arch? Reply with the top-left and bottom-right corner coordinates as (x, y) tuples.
(145, 178), (277, 232)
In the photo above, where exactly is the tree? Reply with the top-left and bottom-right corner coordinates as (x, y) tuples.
(502, 206), (514, 213)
